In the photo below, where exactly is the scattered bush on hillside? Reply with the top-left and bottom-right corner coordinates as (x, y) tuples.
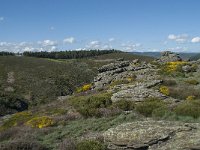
(186, 95), (196, 101)
(69, 93), (112, 117)
(76, 84), (92, 93)
(159, 61), (187, 77)
(26, 116), (54, 128)
(169, 86), (200, 100)
(0, 139), (48, 150)
(185, 79), (199, 85)
(112, 100), (135, 111)
(135, 98), (167, 117)
(159, 86), (170, 96)
(110, 80), (130, 87)
(0, 111), (32, 131)
(152, 106), (172, 119)
(162, 79), (177, 86)
(165, 61), (188, 73)
(174, 100), (200, 118)
(76, 140), (105, 150)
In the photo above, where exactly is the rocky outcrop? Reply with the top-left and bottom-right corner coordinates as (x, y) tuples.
(157, 51), (182, 63)
(93, 58), (168, 102)
(103, 120), (200, 150)
(111, 80), (165, 102)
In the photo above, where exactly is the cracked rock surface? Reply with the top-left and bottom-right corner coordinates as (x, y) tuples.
(103, 120), (200, 150)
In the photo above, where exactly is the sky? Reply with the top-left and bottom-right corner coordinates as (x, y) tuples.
(0, 0), (200, 53)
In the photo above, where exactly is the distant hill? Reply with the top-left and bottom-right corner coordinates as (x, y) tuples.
(190, 53), (200, 61)
(132, 52), (199, 60)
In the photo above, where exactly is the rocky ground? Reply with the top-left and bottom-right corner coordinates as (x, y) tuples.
(92, 51), (200, 150)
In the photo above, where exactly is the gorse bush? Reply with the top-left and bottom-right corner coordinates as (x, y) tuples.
(26, 116), (54, 128)
(76, 84), (92, 93)
(165, 61), (188, 73)
(69, 93), (112, 117)
(0, 111), (32, 131)
(159, 86), (169, 96)
(135, 98), (167, 117)
(186, 95), (196, 101)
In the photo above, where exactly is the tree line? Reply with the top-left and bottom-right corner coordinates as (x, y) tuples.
(0, 51), (15, 56)
(23, 49), (120, 59)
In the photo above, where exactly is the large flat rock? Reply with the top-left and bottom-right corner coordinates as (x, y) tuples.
(103, 120), (200, 150)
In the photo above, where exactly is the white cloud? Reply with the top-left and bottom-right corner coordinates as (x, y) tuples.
(38, 40), (58, 47)
(121, 42), (141, 52)
(0, 17), (4, 21)
(86, 41), (101, 49)
(63, 37), (75, 44)
(166, 46), (187, 52)
(168, 34), (188, 43)
(191, 37), (200, 43)
(85, 40), (113, 50)
(0, 40), (59, 53)
(108, 38), (115, 42)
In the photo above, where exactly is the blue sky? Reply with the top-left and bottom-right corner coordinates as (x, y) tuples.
(0, 0), (200, 53)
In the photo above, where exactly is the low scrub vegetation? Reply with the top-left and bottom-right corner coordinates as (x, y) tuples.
(69, 93), (113, 117)
(185, 79), (199, 85)
(77, 140), (105, 150)
(169, 86), (200, 100)
(174, 100), (200, 118)
(112, 100), (135, 111)
(159, 86), (170, 96)
(26, 116), (54, 128)
(135, 98), (167, 117)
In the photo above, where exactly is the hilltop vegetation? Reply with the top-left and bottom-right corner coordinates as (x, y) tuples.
(0, 51), (153, 116)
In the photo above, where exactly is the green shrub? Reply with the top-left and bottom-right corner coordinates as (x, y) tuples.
(112, 100), (134, 111)
(152, 106), (171, 119)
(77, 140), (105, 150)
(162, 79), (177, 86)
(169, 86), (200, 100)
(135, 98), (166, 117)
(110, 80), (129, 87)
(26, 116), (54, 128)
(0, 111), (32, 131)
(185, 79), (199, 85)
(69, 93), (112, 117)
(174, 100), (200, 118)
(0, 140), (48, 150)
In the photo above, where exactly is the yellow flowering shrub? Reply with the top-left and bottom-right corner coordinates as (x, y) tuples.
(186, 96), (195, 101)
(26, 116), (54, 128)
(0, 111), (32, 131)
(165, 61), (187, 73)
(159, 86), (169, 96)
(127, 77), (135, 82)
(76, 84), (92, 93)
